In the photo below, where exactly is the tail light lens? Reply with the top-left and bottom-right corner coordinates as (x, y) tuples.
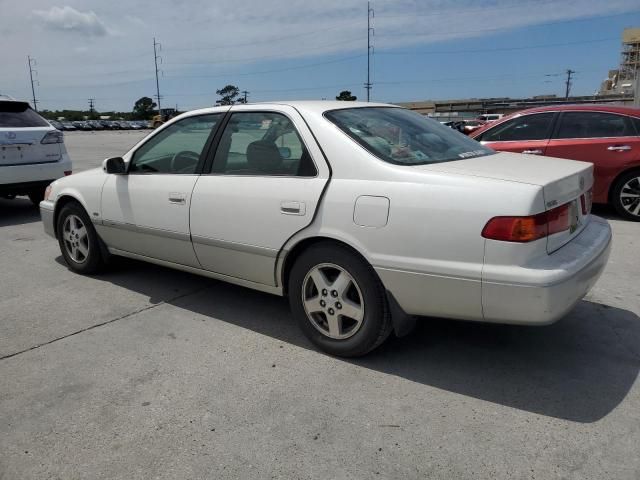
(482, 202), (572, 242)
(41, 130), (63, 144)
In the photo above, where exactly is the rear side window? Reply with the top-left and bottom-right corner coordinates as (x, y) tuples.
(479, 113), (554, 142)
(633, 117), (640, 136)
(554, 111), (636, 139)
(0, 101), (49, 128)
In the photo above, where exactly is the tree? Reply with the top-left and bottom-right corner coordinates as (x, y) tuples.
(132, 97), (157, 120)
(216, 85), (241, 105)
(336, 90), (357, 101)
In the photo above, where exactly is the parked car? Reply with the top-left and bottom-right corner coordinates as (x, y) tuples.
(40, 101), (610, 356)
(48, 120), (63, 131)
(0, 96), (72, 204)
(471, 105), (640, 220)
(128, 121), (142, 130)
(460, 120), (486, 135)
(116, 121), (130, 130)
(477, 114), (503, 122)
(88, 120), (104, 130)
(72, 121), (92, 131)
(60, 122), (77, 131)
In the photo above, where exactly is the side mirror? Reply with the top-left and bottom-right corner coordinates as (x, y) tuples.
(103, 157), (126, 174)
(278, 146), (291, 159)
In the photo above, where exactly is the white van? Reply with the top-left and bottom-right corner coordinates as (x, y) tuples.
(0, 96), (72, 204)
(477, 113), (504, 122)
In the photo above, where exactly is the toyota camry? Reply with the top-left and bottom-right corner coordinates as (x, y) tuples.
(40, 101), (611, 357)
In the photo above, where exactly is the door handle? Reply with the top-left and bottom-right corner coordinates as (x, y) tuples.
(168, 192), (186, 205)
(607, 145), (631, 152)
(280, 201), (306, 215)
(522, 149), (543, 155)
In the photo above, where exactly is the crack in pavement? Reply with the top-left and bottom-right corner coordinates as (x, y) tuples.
(0, 286), (211, 362)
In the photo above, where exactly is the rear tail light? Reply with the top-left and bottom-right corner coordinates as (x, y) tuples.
(41, 130), (63, 144)
(482, 202), (572, 242)
(64, 171), (72, 176)
(580, 189), (592, 215)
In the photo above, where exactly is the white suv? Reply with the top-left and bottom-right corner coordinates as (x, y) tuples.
(0, 95), (72, 204)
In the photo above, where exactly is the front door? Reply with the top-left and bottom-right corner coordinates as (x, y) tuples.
(190, 106), (329, 286)
(99, 113), (224, 267)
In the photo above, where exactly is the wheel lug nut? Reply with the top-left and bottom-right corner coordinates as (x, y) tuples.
(320, 300), (326, 307)
(336, 302), (342, 309)
(328, 308), (335, 315)
(331, 290), (338, 297)
(322, 289), (328, 296)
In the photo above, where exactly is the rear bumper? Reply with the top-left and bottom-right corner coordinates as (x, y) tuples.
(481, 216), (612, 324)
(40, 200), (56, 238)
(0, 154), (71, 188)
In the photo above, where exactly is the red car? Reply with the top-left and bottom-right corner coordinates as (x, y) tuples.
(471, 105), (640, 221)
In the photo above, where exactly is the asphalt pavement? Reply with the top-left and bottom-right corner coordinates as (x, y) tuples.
(1, 131), (639, 479)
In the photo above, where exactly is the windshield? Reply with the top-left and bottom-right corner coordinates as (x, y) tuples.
(325, 107), (494, 165)
(0, 101), (49, 128)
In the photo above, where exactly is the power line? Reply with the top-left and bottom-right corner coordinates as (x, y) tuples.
(366, 1), (374, 102)
(153, 37), (162, 114)
(27, 56), (38, 112)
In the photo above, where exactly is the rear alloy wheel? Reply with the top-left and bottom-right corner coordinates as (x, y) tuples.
(56, 202), (105, 274)
(289, 243), (392, 357)
(612, 171), (640, 221)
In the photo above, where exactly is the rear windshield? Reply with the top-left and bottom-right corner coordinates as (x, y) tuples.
(0, 101), (49, 128)
(325, 107), (494, 165)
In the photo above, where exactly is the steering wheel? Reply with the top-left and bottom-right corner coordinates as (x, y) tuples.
(170, 150), (200, 173)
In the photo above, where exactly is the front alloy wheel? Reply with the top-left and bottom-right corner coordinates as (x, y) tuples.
(62, 214), (90, 263)
(56, 202), (105, 274)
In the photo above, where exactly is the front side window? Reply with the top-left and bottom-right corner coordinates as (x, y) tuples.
(211, 112), (316, 176)
(0, 101), (49, 128)
(325, 107), (493, 165)
(479, 113), (554, 142)
(554, 112), (635, 139)
(129, 114), (222, 174)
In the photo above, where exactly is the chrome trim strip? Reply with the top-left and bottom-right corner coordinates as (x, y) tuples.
(101, 219), (190, 242)
(191, 234), (279, 258)
(107, 247), (283, 296)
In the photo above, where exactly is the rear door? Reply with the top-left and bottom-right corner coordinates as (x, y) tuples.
(0, 101), (61, 167)
(545, 111), (640, 200)
(476, 112), (556, 155)
(189, 105), (329, 287)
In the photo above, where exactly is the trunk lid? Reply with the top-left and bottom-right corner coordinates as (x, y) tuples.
(0, 100), (62, 166)
(415, 151), (594, 253)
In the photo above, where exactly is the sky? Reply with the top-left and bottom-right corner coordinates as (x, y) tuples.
(1, 0), (640, 112)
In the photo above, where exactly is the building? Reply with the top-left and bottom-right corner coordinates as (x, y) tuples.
(599, 27), (640, 96)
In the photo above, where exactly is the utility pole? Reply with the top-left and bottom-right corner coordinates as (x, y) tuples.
(153, 38), (162, 115)
(241, 90), (249, 103)
(365, 2), (374, 102)
(27, 56), (38, 112)
(88, 98), (95, 114)
(564, 69), (575, 100)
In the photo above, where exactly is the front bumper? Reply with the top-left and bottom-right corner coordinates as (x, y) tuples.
(40, 200), (56, 238)
(481, 216), (612, 325)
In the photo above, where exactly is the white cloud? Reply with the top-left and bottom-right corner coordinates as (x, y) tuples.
(33, 5), (109, 36)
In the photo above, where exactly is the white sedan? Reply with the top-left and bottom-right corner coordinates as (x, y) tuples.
(40, 101), (611, 357)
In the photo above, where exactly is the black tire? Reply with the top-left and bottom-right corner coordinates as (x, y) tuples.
(611, 170), (640, 221)
(56, 202), (105, 274)
(288, 243), (392, 357)
(28, 188), (46, 205)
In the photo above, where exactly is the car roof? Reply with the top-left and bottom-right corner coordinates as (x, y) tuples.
(185, 100), (397, 117)
(505, 104), (640, 117)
